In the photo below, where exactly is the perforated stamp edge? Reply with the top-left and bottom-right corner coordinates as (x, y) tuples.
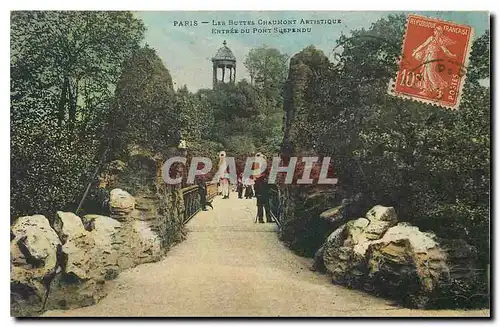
(387, 14), (475, 110)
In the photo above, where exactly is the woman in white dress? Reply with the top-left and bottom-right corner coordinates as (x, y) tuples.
(217, 151), (230, 199)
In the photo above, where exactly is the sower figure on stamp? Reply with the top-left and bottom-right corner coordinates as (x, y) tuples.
(412, 25), (457, 99)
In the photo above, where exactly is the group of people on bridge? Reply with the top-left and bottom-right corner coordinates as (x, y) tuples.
(196, 151), (275, 224)
(236, 174), (255, 199)
(218, 172), (274, 224)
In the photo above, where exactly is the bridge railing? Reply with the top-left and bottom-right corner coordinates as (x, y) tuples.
(268, 185), (283, 228)
(181, 183), (218, 224)
(207, 183), (218, 200)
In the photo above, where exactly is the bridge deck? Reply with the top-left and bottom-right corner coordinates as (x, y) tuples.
(44, 195), (488, 317)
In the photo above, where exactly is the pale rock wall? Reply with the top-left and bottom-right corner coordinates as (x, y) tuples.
(11, 186), (185, 316)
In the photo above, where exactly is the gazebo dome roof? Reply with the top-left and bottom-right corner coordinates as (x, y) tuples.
(212, 40), (236, 62)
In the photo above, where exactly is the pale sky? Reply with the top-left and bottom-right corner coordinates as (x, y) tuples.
(135, 11), (489, 92)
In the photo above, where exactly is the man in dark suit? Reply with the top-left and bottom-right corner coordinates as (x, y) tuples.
(197, 175), (209, 211)
(237, 173), (244, 199)
(254, 170), (274, 223)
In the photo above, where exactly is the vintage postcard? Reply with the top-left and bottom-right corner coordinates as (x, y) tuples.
(10, 11), (491, 317)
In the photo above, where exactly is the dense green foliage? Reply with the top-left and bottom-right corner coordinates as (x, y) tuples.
(244, 46), (289, 102)
(11, 11), (145, 220)
(283, 15), (490, 265)
(174, 45), (289, 161)
(107, 46), (179, 158)
(202, 80), (283, 157)
(10, 12), (288, 218)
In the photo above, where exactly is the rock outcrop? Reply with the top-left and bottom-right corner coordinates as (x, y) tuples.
(11, 187), (172, 316)
(109, 188), (135, 221)
(53, 211), (87, 243)
(319, 205), (343, 225)
(282, 46), (331, 155)
(113, 219), (163, 270)
(131, 195), (161, 221)
(10, 215), (62, 315)
(365, 223), (445, 307)
(320, 205), (487, 309)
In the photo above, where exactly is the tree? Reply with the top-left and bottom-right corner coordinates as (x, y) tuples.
(11, 11), (145, 132)
(108, 46), (177, 157)
(10, 11), (145, 219)
(282, 14), (490, 275)
(243, 46), (289, 102)
(329, 17), (490, 262)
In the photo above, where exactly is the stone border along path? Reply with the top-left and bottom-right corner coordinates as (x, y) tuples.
(44, 195), (489, 317)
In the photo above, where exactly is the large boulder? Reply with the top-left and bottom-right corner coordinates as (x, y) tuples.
(11, 215), (62, 315)
(115, 220), (163, 269)
(53, 212), (98, 281)
(109, 188), (135, 221)
(322, 206), (399, 288)
(366, 223), (487, 308)
(53, 212), (86, 244)
(323, 218), (372, 287)
(44, 214), (122, 311)
(320, 205), (487, 309)
(366, 223), (444, 307)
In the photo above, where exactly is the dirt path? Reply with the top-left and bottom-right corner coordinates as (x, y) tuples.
(44, 195), (489, 317)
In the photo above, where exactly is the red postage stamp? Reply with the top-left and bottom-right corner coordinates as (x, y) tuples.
(389, 14), (474, 109)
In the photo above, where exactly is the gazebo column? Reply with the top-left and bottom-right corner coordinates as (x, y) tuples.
(213, 65), (217, 87)
(222, 65), (225, 83)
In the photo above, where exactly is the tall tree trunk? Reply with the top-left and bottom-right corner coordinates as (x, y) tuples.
(67, 79), (78, 132)
(57, 77), (69, 126)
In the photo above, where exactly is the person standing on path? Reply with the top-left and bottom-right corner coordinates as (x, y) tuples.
(244, 176), (254, 199)
(236, 173), (244, 199)
(196, 175), (209, 211)
(254, 170), (274, 223)
(220, 174), (230, 199)
(217, 150), (230, 199)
